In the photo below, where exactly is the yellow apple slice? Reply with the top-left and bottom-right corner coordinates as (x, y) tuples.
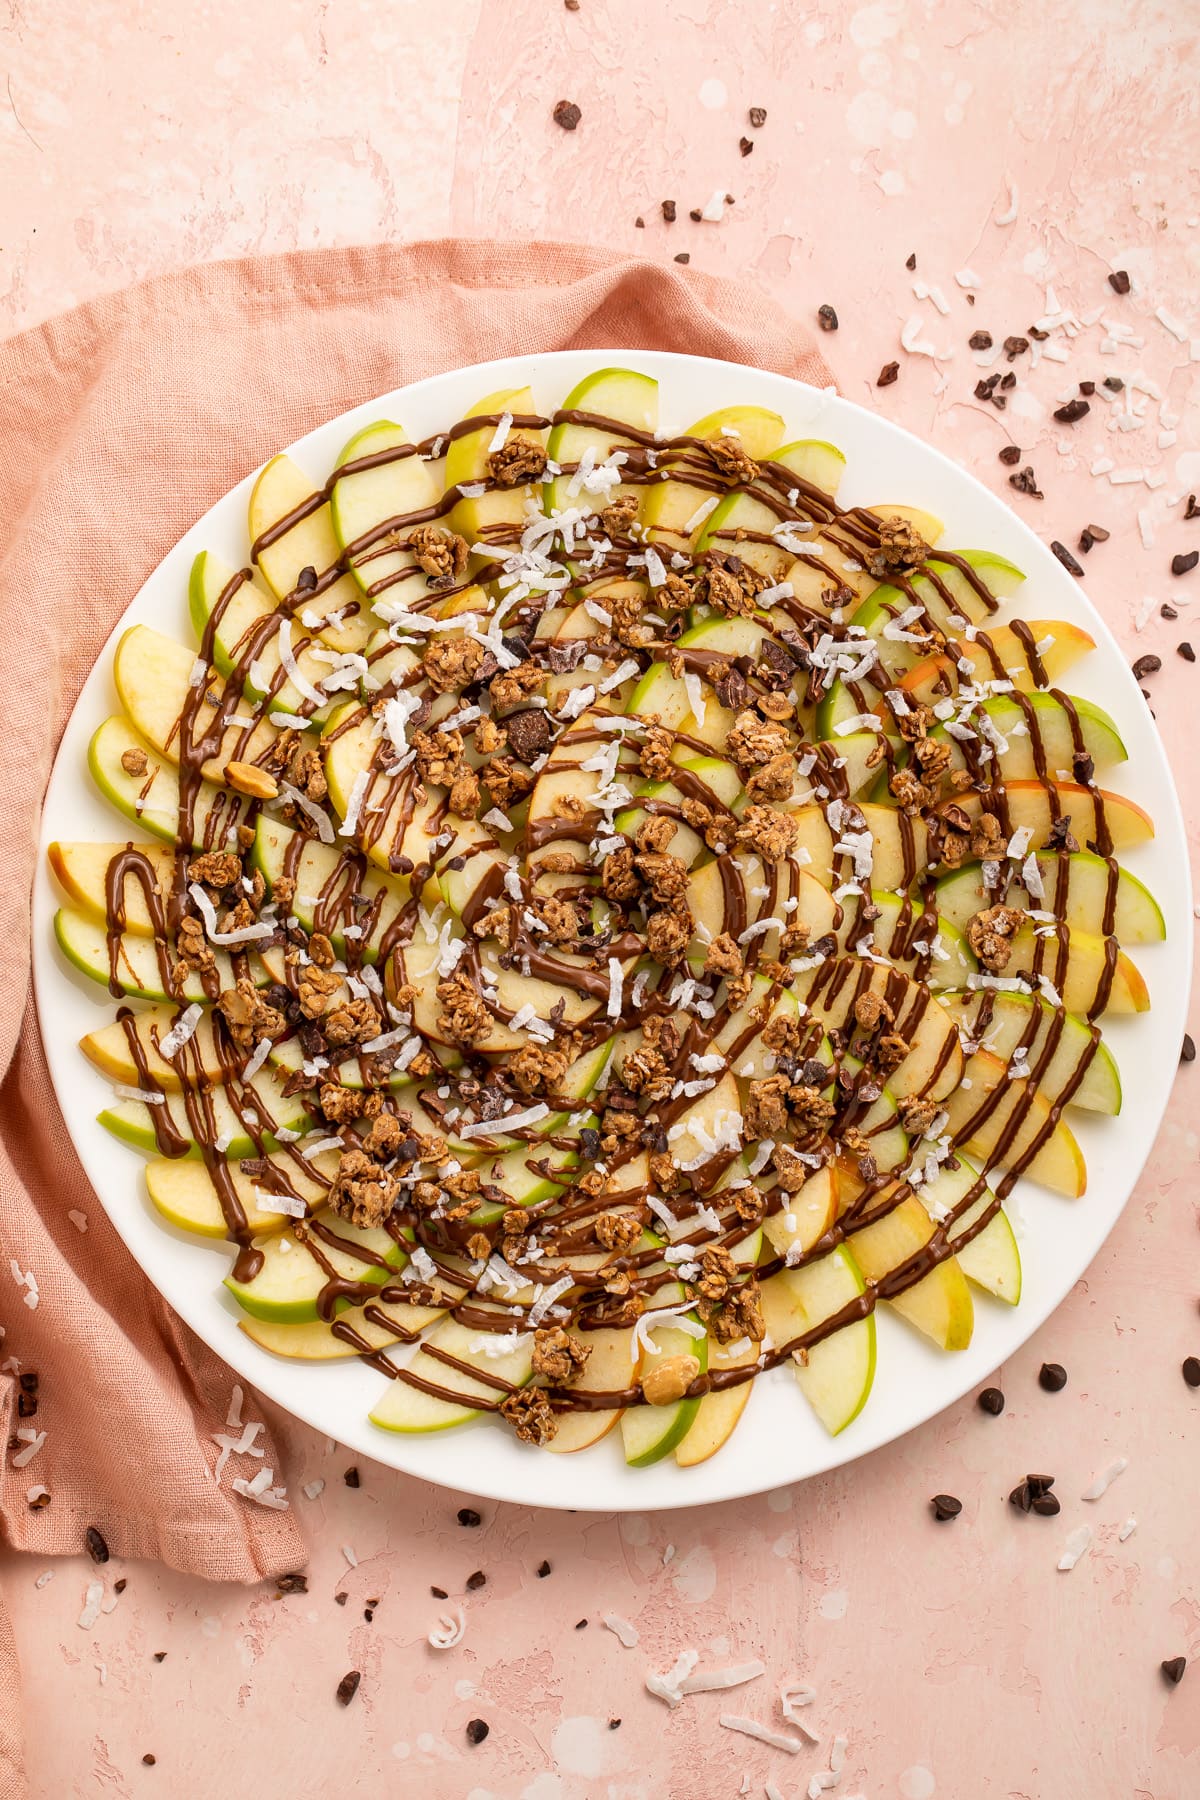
(548, 1327), (642, 1454)
(675, 1334), (760, 1466)
(943, 1048), (1087, 1196)
(248, 453), (368, 652)
(845, 1192), (975, 1350)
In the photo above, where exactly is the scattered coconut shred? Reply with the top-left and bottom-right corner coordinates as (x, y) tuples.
(646, 1652), (766, 1708)
(602, 1612), (639, 1649)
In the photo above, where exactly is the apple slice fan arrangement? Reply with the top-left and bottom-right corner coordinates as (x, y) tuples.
(49, 366), (1164, 1470)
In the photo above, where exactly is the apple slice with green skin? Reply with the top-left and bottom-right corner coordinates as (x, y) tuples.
(251, 815), (408, 961)
(691, 438), (849, 578)
(939, 988), (1121, 1113)
(100, 1065), (312, 1162)
(944, 1047), (1087, 1196)
(267, 1032), (452, 1097)
(758, 1248), (877, 1433)
(792, 955), (963, 1102)
(548, 1326), (644, 1454)
(370, 1316), (537, 1434)
(899, 618), (1096, 706)
(87, 716), (249, 849)
(833, 1058), (909, 1202)
(241, 1293), (446, 1361)
(934, 852), (1165, 945)
(844, 1192), (975, 1350)
(916, 1156), (1022, 1304)
(446, 1040), (612, 1156)
(620, 1316), (709, 1466)
(675, 1333), (760, 1466)
(639, 404), (786, 554)
(114, 624), (281, 781)
(544, 366), (659, 517)
(850, 549), (1026, 642)
(445, 385), (548, 543)
(49, 841), (176, 934)
(226, 1211), (408, 1324)
(328, 419), (442, 602)
(925, 691), (1127, 781)
(146, 1147), (339, 1239)
(189, 550), (340, 726)
(248, 453), (369, 652)
(836, 890), (976, 991)
(56, 907), (244, 1003)
(81, 1003), (225, 1090)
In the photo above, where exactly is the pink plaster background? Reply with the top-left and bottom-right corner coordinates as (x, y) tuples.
(3, 2), (1199, 1796)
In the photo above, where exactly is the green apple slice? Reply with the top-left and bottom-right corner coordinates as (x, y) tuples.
(445, 385), (548, 542)
(943, 1047), (1087, 1195)
(692, 438), (848, 577)
(241, 1294), (445, 1361)
(1001, 921), (1148, 1016)
(764, 1245), (877, 1433)
(640, 404), (786, 554)
(844, 1192), (975, 1350)
(370, 1316), (536, 1433)
(329, 419), (442, 602)
(545, 366), (659, 517)
(49, 841), (175, 934)
(836, 889), (976, 990)
(56, 907), (245, 1003)
(226, 1210), (408, 1323)
(621, 1318), (709, 1466)
(146, 1147), (339, 1239)
(851, 548), (1026, 642)
(81, 1003), (225, 1089)
(934, 852), (1165, 944)
(939, 988), (1121, 1113)
(100, 1065), (312, 1161)
(114, 624), (280, 781)
(926, 691), (1126, 780)
(917, 1157), (1022, 1304)
(251, 815), (408, 960)
(189, 550), (339, 725)
(792, 955), (963, 1103)
(248, 453), (369, 651)
(675, 1334), (760, 1465)
(87, 716), (247, 848)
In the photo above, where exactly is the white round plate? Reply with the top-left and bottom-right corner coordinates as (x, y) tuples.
(33, 350), (1191, 1511)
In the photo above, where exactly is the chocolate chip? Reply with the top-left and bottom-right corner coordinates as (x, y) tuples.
(465, 1570), (487, 1591)
(1008, 1481), (1034, 1512)
(1050, 540), (1084, 577)
(739, 136), (753, 156)
(85, 1527), (110, 1564)
(1182, 1357), (1200, 1387)
(817, 304), (838, 332)
(457, 1507), (482, 1527)
(905, 252), (916, 270)
(1178, 642), (1196, 663)
(1008, 466), (1043, 498)
(634, 216), (644, 228)
(877, 361), (900, 387)
(153, 1652), (167, 1662)
(431, 1585), (448, 1598)
(552, 100), (582, 131)
(364, 1607), (375, 1623)
(749, 106), (767, 128)
(276, 1572), (308, 1595)
(661, 199), (676, 222)
(674, 253), (690, 265)
(1183, 1034), (1196, 1063)
(343, 1466), (360, 1488)
(1186, 493), (1200, 520)
(296, 565), (318, 592)
(1131, 654), (1162, 681)
(335, 1670), (361, 1706)
(575, 1618), (588, 1629)
(689, 207), (702, 221)
(1172, 550), (1199, 576)
(978, 1386), (1005, 1415)
(1003, 335), (1029, 360)
(536, 1560), (552, 1577)
(968, 330), (993, 350)
(999, 445), (1022, 465)
(1079, 380), (1096, 396)
(1039, 1362), (1068, 1392)
(466, 1718), (490, 1745)
(506, 708), (552, 762)
(1026, 1474), (1055, 1498)
(1161, 603), (1179, 620)
(1054, 399), (1090, 424)
(1108, 269), (1131, 294)
(608, 1718), (622, 1729)
(334, 1591), (348, 1605)
(931, 1494), (962, 1521)
(1031, 1492), (1061, 1516)
(1161, 1656), (1187, 1685)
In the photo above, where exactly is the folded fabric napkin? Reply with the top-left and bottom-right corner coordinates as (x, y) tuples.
(0, 236), (832, 1796)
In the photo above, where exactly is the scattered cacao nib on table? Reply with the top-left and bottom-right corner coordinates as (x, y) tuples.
(1131, 654), (1162, 681)
(1050, 540), (1084, 578)
(739, 136), (753, 156)
(84, 1527), (109, 1564)
(1171, 550), (1199, 576)
(1161, 1657), (1187, 1686)
(817, 304), (839, 331)
(748, 106), (767, 128)
(1053, 398), (1090, 424)
(335, 1670), (362, 1706)
(1108, 269), (1132, 294)
(1177, 642), (1195, 663)
(1008, 466), (1043, 498)
(877, 361), (899, 387)
(552, 99), (582, 131)
(1182, 1034), (1196, 1063)
(998, 444), (1022, 466)
(1078, 524), (1109, 552)
(466, 1719), (490, 1745)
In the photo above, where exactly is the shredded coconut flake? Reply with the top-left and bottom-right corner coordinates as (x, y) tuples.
(719, 1716), (807, 1755)
(602, 1612), (639, 1648)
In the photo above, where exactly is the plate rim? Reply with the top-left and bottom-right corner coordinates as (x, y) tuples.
(32, 346), (1194, 1512)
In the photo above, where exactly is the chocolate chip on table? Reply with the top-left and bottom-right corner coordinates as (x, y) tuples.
(466, 1719), (490, 1745)
(1008, 467), (1043, 498)
(931, 1494), (962, 1521)
(609, 1718), (622, 1729)
(1026, 1474), (1054, 1498)
(1009, 1480), (1034, 1512)
(1186, 493), (1200, 520)
(1131, 654), (1162, 681)
(968, 330), (993, 350)
(458, 1507), (482, 1527)
(465, 1570), (487, 1591)
(142, 1754), (157, 1766)
(536, 1560), (552, 1578)
(1172, 550), (1199, 576)
(1039, 1362), (1068, 1392)
(674, 253), (690, 265)
(85, 1528), (110, 1564)
(661, 199), (676, 222)
(1183, 1034), (1196, 1063)
(877, 362), (900, 387)
(739, 136), (753, 156)
(1182, 1357), (1200, 1387)
(430, 1585), (448, 1599)
(817, 304), (838, 332)
(749, 106), (767, 128)
(1178, 642), (1196, 663)
(1078, 379), (1096, 396)
(1054, 399), (1090, 424)
(905, 251), (917, 270)
(1108, 269), (1132, 294)
(343, 1467), (361, 1488)
(1031, 1492), (1062, 1516)
(999, 445), (1022, 466)
(114, 1578), (127, 1594)
(634, 216), (644, 228)
(978, 1386), (1005, 1415)
(334, 1591), (348, 1606)
(153, 1652), (167, 1663)
(1050, 541), (1084, 577)
(552, 100), (582, 131)
(1161, 1657), (1187, 1685)
(689, 208), (702, 221)
(336, 1670), (362, 1707)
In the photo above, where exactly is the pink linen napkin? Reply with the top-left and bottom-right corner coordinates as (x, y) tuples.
(0, 237), (833, 1796)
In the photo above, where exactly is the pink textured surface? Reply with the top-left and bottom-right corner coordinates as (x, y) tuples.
(3, 3), (1198, 1797)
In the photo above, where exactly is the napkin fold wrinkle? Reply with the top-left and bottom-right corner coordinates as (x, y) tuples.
(0, 236), (832, 1799)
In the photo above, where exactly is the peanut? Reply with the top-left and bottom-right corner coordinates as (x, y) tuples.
(224, 760), (279, 801)
(641, 1352), (701, 1407)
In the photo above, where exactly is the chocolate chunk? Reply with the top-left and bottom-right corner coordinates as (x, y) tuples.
(689, 208), (702, 221)
(1026, 1473), (1055, 1498)
(1178, 642), (1196, 663)
(1003, 335), (1029, 360)
(457, 1507), (482, 1527)
(974, 376), (998, 399)
(739, 136), (753, 156)
(465, 1569), (487, 1591)
(1161, 1656), (1187, 1685)
(905, 252), (917, 270)
(1038, 1362), (1068, 1392)
(335, 1670), (362, 1706)
(537, 1560), (552, 1577)
(276, 1572), (308, 1595)
(506, 708), (552, 762)
(877, 361), (900, 387)
(1000, 371), (1016, 390)
(930, 1494), (962, 1521)
(1161, 603), (1179, 620)
(296, 565), (318, 592)
(817, 304), (838, 332)
(1079, 380), (1096, 396)
(1046, 813), (1078, 851)
(749, 106), (767, 127)
(674, 253), (690, 265)
(1073, 750), (1094, 784)
(1172, 550), (1199, 576)
(661, 199), (676, 222)
(552, 100), (582, 131)
(1182, 1356), (1200, 1387)
(1108, 269), (1131, 295)
(1131, 654), (1162, 681)
(1050, 540), (1084, 577)
(343, 1467), (361, 1488)
(1053, 399), (1090, 424)
(466, 1718), (490, 1745)
(968, 330), (993, 350)
(1008, 466), (1043, 499)
(998, 445), (1022, 465)
(153, 1652), (167, 1662)
(85, 1527), (110, 1564)
(1182, 1034), (1196, 1063)
(978, 1386), (1005, 1415)
(364, 1607), (375, 1622)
